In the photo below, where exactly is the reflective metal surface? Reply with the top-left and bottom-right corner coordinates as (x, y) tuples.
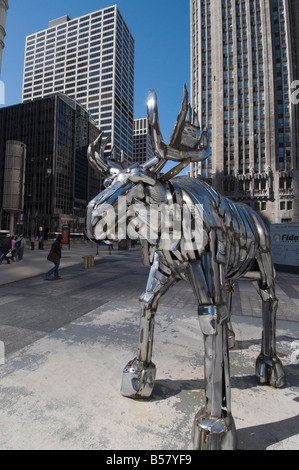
(86, 86), (286, 450)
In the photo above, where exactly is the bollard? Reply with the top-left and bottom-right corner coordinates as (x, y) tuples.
(83, 255), (94, 269)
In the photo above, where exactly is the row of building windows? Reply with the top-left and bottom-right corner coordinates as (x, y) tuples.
(26, 38), (113, 59)
(26, 8), (116, 42)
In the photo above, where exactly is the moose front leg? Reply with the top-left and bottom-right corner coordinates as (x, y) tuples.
(120, 303), (157, 399)
(192, 306), (237, 450)
(188, 259), (236, 449)
(121, 252), (176, 399)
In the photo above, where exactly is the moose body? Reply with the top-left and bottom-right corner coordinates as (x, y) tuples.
(86, 86), (286, 450)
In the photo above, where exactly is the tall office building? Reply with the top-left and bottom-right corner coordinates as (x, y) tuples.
(190, 0), (299, 224)
(133, 118), (154, 165)
(22, 5), (135, 163)
(0, 0), (8, 78)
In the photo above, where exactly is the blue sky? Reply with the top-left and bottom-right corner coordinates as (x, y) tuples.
(1, 0), (191, 161)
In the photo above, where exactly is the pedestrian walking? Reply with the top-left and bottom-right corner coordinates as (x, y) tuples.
(45, 234), (62, 280)
(30, 235), (35, 250)
(15, 234), (26, 261)
(38, 235), (43, 250)
(11, 236), (17, 261)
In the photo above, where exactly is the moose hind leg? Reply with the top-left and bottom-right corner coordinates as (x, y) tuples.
(192, 306), (237, 450)
(226, 281), (236, 350)
(255, 295), (286, 388)
(253, 253), (286, 388)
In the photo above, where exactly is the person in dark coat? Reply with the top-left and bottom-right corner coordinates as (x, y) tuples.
(0, 235), (12, 264)
(15, 234), (26, 261)
(45, 234), (62, 280)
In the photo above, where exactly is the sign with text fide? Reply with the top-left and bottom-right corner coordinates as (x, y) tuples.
(270, 223), (299, 266)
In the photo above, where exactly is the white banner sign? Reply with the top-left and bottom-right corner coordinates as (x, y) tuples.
(270, 223), (299, 266)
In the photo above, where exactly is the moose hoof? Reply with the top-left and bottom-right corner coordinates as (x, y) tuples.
(227, 328), (236, 350)
(121, 358), (156, 398)
(192, 407), (237, 451)
(256, 353), (286, 388)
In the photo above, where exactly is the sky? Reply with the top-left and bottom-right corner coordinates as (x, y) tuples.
(1, 0), (191, 171)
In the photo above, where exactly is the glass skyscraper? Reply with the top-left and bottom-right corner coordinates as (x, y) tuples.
(0, 94), (100, 235)
(22, 5), (135, 164)
(190, 0), (299, 223)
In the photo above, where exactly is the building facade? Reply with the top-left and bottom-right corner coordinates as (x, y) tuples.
(0, 0), (8, 78)
(22, 5), (135, 164)
(133, 117), (154, 165)
(0, 94), (100, 236)
(190, 0), (299, 224)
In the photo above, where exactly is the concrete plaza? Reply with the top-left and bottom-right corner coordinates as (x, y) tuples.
(0, 242), (298, 450)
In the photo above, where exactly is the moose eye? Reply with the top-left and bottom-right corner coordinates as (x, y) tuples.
(104, 178), (113, 188)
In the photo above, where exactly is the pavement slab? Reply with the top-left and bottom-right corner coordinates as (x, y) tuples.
(0, 244), (298, 450)
(0, 301), (298, 450)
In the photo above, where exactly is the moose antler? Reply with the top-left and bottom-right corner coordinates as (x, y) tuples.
(88, 131), (127, 175)
(147, 84), (210, 165)
(87, 131), (111, 174)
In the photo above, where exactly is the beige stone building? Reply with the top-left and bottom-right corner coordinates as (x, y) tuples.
(0, 0), (8, 78)
(190, 0), (299, 224)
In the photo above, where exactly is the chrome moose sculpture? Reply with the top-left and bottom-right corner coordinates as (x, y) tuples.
(86, 85), (286, 450)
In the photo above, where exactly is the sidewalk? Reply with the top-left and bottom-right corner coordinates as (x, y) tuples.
(0, 243), (298, 450)
(0, 241), (101, 285)
(1, 242), (299, 323)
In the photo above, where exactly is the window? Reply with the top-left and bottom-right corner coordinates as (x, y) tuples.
(280, 201), (285, 210)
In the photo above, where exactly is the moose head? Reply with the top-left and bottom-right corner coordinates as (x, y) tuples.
(86, 85), (210, 245)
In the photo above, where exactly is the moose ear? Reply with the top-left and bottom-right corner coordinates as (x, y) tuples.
(128, 167), (156, 186)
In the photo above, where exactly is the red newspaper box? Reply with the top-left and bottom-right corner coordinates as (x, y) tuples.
(61, 226), (70, 245)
